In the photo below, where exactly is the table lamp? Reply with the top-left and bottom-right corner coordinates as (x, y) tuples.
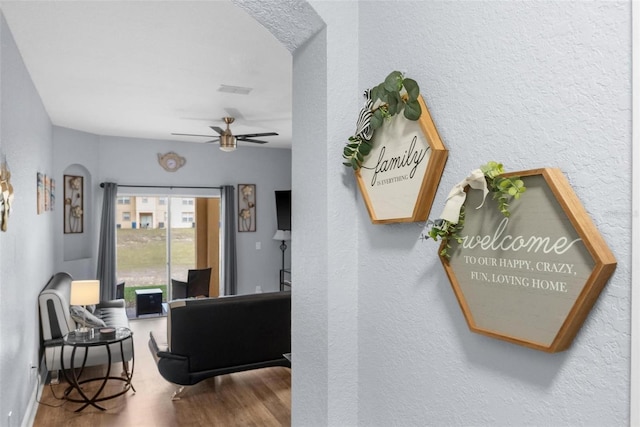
(70, 279), (100, 338)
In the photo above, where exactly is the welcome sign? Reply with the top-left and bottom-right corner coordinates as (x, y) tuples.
(441, 168), (616, 352)
(356, 96), (448, 224)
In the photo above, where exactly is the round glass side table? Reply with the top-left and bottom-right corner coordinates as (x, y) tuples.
(61, 327), (135, 412)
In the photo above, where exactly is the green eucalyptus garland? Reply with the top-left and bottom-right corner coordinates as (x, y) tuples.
(343, 71), (422, 170)
(427, 162), (526, 259)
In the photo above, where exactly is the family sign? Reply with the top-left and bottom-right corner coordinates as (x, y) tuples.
(356, 96), (448, 224)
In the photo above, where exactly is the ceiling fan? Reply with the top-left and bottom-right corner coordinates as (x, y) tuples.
(172, 117), (278, 152)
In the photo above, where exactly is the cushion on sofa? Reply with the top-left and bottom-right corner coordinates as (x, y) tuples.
(96, 301), (130, 329)
(70, 305), (107, 328)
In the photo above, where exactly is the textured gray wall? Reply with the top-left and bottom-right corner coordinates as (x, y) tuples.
(0, 12), (55, 426)
(357, 2), (630, 426)
(247, 0), (632, 425)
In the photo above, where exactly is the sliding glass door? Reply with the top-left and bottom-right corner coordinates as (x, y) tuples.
(115, 193), (218, 311)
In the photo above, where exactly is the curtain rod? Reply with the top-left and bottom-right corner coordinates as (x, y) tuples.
(100, 183), (225, 190)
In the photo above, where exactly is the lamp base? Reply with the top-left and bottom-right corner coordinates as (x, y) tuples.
(74, 327), (93, 339)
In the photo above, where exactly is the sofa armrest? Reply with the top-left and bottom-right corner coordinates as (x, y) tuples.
(149, 330), (188, 361)
(157, 351), (187, 361)
(149, 330), (169, 353)
(97, 299), (125, 309)
(149, 329), (190, 386)
(43, 338), (63, 348)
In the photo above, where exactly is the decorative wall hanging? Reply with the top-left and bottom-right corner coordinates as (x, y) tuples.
(238, 184), (256, 232)
(158, 151), (186, 172)
(37, 172), (55, 215)
(343, 71), (448, 224)
(44, 175), (51, 211)
(0, 161), (13, 231)
(64, 175), (84, 233)
(37, 172), (44, 214)
(49, 177), (55, 211)
(429, 165), (616, 353)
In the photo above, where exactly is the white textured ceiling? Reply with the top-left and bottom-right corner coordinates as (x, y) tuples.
(0, 0), (292, 149)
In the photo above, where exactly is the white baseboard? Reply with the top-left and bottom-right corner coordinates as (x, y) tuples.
(21, 358), (48, 427)
(20, 378), (43, 427)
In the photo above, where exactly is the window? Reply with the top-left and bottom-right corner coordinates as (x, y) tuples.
(117, 197), (131, 205)
(141, 197), (148, 203)
(122, 212), (131, 221)
(182, 199), (194, 206)
(159, 198), (167, 205)
(182, 212), (194, 223)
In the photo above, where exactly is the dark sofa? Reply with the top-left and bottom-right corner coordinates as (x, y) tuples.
(148, 291), (291, 392)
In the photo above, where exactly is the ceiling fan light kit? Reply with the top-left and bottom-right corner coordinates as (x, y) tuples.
(172, 115), (278, 152)
(219, 134), (236, 152)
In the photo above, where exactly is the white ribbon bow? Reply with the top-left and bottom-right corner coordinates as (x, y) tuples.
(439, 169), (489, 224)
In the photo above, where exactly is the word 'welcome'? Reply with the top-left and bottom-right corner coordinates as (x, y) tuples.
(460, 217), (582, 255)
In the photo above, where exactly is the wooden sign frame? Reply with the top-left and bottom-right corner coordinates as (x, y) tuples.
(355, 95), (448, 224)
(441, 168), (616, 352)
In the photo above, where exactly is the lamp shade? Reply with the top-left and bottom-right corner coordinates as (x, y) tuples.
(70, 280), (100, 306)
(273, 230), (291, 241)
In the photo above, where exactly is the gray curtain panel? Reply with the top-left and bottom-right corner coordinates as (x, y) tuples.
(96, 182), (118, 302)
(221, 185), (237, 295)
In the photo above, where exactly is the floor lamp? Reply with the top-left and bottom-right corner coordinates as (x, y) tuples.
(273, 229), (291, 278)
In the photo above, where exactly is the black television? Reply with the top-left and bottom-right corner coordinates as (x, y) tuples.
(274, 190), (291, 231)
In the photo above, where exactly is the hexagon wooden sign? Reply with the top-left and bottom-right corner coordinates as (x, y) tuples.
(441, 168), (616, 352)
(355, 96), (448, 224)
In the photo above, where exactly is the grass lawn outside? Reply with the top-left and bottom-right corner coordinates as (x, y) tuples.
(117, 227), (195, 307)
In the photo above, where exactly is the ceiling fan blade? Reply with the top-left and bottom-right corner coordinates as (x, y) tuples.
(205, 138), (220, 143)
(237, 138), (269, 144)
(171, 132), (216, 137)
(234, 132), (279, 138)
(210, 126), (225, 135)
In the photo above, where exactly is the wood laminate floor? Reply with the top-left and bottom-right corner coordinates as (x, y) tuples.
(32, 317), (291, 427)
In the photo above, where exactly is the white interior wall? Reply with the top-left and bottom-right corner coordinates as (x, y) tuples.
(245, 1), (632, 426)
(632, 3), (640, 424)
(356, 2), (630, 426)
(53, 126), (99, 279)
(313, 3), (359, 425)
(0, 12), (54, 426)
(290, 30), (330, 425)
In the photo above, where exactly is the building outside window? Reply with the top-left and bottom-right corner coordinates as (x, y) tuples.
(117, 196), (131, 205)
(122, 212), (131, 221)
(182, 212), (194, 223)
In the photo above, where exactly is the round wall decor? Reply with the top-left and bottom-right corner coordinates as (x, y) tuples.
(158, 152), (186, 172)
